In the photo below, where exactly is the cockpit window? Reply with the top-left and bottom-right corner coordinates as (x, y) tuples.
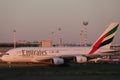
(4, 53), (9, 55)
(0, 53), (9, 57)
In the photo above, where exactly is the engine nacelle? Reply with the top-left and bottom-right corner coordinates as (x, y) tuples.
(52, 57), (64, 65)
(75, 56), (87, 63)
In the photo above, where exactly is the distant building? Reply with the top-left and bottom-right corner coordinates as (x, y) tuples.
(17, 40), (29, 44)
(40, 40), (53, 47)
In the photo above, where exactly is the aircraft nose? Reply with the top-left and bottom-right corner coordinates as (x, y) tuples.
(0, 52), (3, 56)
(0, 54), (4, 57)
(0, 54), (4, 61)
(0, 53), (9, 61)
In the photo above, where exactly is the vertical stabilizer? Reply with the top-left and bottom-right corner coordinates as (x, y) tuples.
(89, 22), (119, 54)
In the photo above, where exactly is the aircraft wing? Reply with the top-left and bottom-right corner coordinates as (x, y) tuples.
(31, 49), (120, 65)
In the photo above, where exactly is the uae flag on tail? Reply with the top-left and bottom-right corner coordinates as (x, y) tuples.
(89, 22), (119, 54)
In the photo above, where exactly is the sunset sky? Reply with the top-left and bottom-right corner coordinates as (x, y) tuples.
(0, 0), (120, 45)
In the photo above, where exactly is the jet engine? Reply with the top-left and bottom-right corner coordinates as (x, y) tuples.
(52, 57), (64, 65)
(75, 56), (87, 63)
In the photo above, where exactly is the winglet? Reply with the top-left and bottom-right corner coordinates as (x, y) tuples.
(89, 22), (119, 54)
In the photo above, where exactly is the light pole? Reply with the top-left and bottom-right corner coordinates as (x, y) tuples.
(13, 29), (16, 48)
(51, 31), (54, 46)
(58, 27), (62, 47)
(80, 30), (83, 46)
(83, 21), (88, 46)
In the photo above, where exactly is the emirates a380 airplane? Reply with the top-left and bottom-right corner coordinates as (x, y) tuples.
(0, 22), (119, 65)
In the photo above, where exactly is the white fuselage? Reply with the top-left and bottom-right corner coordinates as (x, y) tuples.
(0, 47), (112, 63)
